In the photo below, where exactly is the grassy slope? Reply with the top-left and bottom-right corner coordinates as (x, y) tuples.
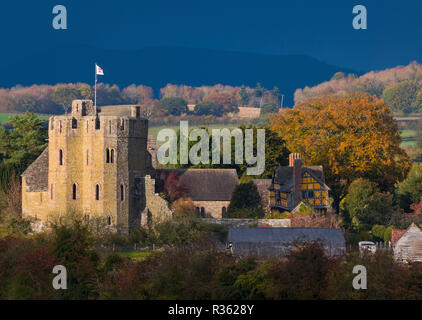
(0, 113), (49, 124)
(118, 251), (152, 261)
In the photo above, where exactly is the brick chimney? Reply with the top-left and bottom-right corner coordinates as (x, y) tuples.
(290, 153), (302, 206)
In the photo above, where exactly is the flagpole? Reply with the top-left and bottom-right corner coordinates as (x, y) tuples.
(94, 64), (97, 113)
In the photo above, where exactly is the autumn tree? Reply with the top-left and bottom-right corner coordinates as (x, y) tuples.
(161, 171), (189, 203)
(203, 92), (238, 114)
(269, 93), (410, 210)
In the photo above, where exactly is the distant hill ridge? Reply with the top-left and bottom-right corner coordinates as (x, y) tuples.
(294, 61), (422, 105)
(0, 45), (358, 107)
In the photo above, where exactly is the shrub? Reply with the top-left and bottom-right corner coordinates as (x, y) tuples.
(227, 182), (264, 218)
(159, 97), (188, 116)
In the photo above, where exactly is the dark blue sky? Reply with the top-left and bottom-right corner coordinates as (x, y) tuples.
(2, 0), (422, 71)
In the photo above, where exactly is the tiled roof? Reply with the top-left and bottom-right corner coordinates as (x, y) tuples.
(273, 166), (327, 192)
(21, 148), (49, 192)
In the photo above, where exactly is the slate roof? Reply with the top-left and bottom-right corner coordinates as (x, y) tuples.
(273, 166), (328, 192)
(156, 169), (239, 201)
(228, 227), (345, 245)
(21, 147), (49, 192)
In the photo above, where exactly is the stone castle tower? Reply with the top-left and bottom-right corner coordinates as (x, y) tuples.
(22, 100), (170, 233)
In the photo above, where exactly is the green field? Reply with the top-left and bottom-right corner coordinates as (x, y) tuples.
(401, 141), (417, 147)
(118, 251), (153, 261)
(400, 130), (416, 139)
(0, 113), (49, 124)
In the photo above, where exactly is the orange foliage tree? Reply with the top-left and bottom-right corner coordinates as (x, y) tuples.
(203, 92), (238, 113)
(269, 93), (411, 210)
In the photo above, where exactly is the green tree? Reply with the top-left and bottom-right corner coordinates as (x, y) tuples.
(382, 80), (421, 114)
(354, 79), (385, 98)
(227, 182), (264, 218)
(0, 112), (47, 168)
(396, 163), (422, 212)
(52, 85), (80, 114)
(239, 85), (249, 105)
(160, 97), (188, 116)
(341, 179), (397, 231)
(254, 83), (265, 98)
(194, 101), (223, 116)
(412, 90), (422, 113)
(260, 103), (279, 115)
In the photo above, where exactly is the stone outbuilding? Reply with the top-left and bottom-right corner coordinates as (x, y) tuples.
(156, 168), (238, 219)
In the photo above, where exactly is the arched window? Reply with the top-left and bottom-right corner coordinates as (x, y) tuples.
(200, 207), (205, 218)
(195, 207), (200, 216)
(59, 149), (63, 166)
(110, 149), (115, 163)
(51, 184), (54, 200)
(222, 207), (227, 217)
(107, 216), (111, 226)
(106, 149), (110, 163)
(120, 118), (125, 130)
(72, 184), (77, 200)
(95, 184), (100, 201)
(120, 184), (125, 201)
(86, 150), (89, 166)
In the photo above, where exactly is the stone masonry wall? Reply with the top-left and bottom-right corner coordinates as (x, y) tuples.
(143, 175), (172, 225)
(193, 201), (231, 219)
(201, 218), (291, 228)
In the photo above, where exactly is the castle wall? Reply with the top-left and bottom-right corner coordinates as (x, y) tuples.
(22, 100), (173, 233)
(193, 200), (231, 219)
(21, 177), (49, 221)
(143, 175), (172, 225)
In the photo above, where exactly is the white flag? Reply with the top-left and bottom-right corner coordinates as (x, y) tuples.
(96, 64), (104, 76)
